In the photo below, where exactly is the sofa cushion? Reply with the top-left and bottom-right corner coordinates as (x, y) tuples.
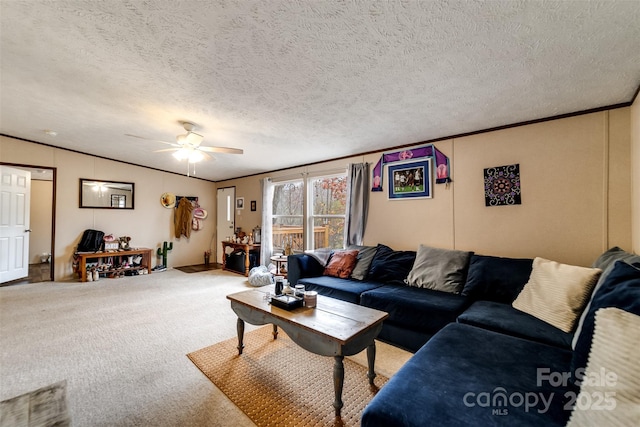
(360, 284), (469, 334)
(567, 307), (640, 426)
(323, 249), (359, 279)
(347, 245), (378, 280)
(457, 301), (573, 348)
(374, 321), (433, 354)
(361, 323), (576, 427)
(366, 244), (416, 285)
(297, 276), (385, 304)
(461, 254), (533, 303)
(512, 257), (601, 333)
(571, 247), (640, 349)
(571, 260), (640, 378)
(286, 254), (326, 286)
(405, 244), (473, 294)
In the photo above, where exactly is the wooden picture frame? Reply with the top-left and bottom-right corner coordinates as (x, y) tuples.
(250, 200), (257, 211)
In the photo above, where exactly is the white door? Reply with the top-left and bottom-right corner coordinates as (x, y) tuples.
(216, 187), (235, 264)
(0, 166), (31, 283)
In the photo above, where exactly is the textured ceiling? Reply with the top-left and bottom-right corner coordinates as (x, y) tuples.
(1, 0), (639, 181)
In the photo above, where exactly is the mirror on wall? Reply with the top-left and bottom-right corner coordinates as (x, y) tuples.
(79, 179), (134, 209)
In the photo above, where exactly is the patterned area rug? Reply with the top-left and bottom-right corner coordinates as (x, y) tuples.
(0, 381), (70, 427)
(187, 326), (388, 427)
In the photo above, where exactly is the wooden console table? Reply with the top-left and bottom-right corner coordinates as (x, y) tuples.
(222, 241), (260, 276)
(75, 248), (152, 282)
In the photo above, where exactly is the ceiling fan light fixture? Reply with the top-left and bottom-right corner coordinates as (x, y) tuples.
(172, 148), (190, 161)
(188, 149), (205, 163)
(172, 147), (205, 163)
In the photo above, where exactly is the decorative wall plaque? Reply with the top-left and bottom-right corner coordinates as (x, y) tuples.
(484, 164), (521, 207)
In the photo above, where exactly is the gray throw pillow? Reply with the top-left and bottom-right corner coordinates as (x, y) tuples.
(405, 244), (473, 294)
(347, 245), (378, 280)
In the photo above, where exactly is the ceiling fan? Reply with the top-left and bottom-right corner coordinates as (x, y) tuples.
(126, 122), (243, 175)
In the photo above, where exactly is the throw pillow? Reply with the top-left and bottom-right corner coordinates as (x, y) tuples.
(461, 255), (533, 303)
(571, 260), (640, 377)
(405, 245), (473, 294)
(566, 307), (640, 426)
(304, 247), (333, 266)
(347, 245), (378, 280)
(512, 257), (601, 333)
(323, 250), (359, 279)
(367, 244), (416, 284)
(571, 247), (640, 349)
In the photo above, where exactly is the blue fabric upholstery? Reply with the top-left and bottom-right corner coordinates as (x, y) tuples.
(571, 260), (640, 377)
(375, 321), (434, 353)
(366, 244), (416, 285)
(362, 323), (576, 427)
(571, 247), (640, 348)
(462, 255), (533, 303)
(457, 301), (573, 348)
(286, 254), (325, 286)
(297, 275), (386, 304)
(360, 284), (470, 334)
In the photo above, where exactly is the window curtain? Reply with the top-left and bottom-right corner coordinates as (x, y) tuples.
(344, 163), (369, 246)
(260, 177), (274, 266)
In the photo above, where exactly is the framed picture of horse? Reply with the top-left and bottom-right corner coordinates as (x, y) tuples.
(387, 158), (432, 200)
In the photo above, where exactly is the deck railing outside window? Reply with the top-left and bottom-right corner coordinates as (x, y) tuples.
(272, 225), (329, 253)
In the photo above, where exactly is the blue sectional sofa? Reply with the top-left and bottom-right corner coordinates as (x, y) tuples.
(288, 244), (560, 352)
(287, 245), (640, 426)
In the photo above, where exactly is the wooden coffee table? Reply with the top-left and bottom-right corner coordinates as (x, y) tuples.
(227, 287), (389, 416)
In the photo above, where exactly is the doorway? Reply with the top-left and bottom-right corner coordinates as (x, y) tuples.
(216, 187), (235, 264)
(0, 163), (56, 285)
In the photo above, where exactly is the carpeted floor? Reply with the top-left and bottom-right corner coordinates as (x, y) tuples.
(188, 326), (388, 427)
(0, 269), (411, 426)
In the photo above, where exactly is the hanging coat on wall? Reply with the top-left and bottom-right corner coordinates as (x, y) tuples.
(174, 197), (194, 238)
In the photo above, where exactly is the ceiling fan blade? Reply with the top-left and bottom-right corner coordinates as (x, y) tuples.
(198, 146), (244, 154)
(125, 134), (177, 146)
(154, 148), (179, 153)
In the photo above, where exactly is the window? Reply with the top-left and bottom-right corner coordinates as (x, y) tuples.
(271, 172), (347, 254)
(309, 175), (347, 250)
(272, 180), (304, 254)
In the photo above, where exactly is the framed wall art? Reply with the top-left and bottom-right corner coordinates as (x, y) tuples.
(388, 158), (432, 200)
(236, 197), (244, 209)
(484, 164), (521, 206)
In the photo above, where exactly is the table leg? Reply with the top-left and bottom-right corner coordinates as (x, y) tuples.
(272, 324), (278, 340)
(244, 247), (250, 276)
(236, 318), (245, 355)
(366, 343), (376, 385)
(333, 355), (345, 416)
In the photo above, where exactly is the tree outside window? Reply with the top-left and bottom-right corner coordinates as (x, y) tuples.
(271, 173), (347, 254)
(310, 175), (347, 249)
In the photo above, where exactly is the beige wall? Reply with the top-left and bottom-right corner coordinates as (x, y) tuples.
(3, 105), (634, 279)
(222, 109), (633, 267)
(631, 96), (640, 253)
(29, 179), (53, 264)
(1, 136), (217, 280)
